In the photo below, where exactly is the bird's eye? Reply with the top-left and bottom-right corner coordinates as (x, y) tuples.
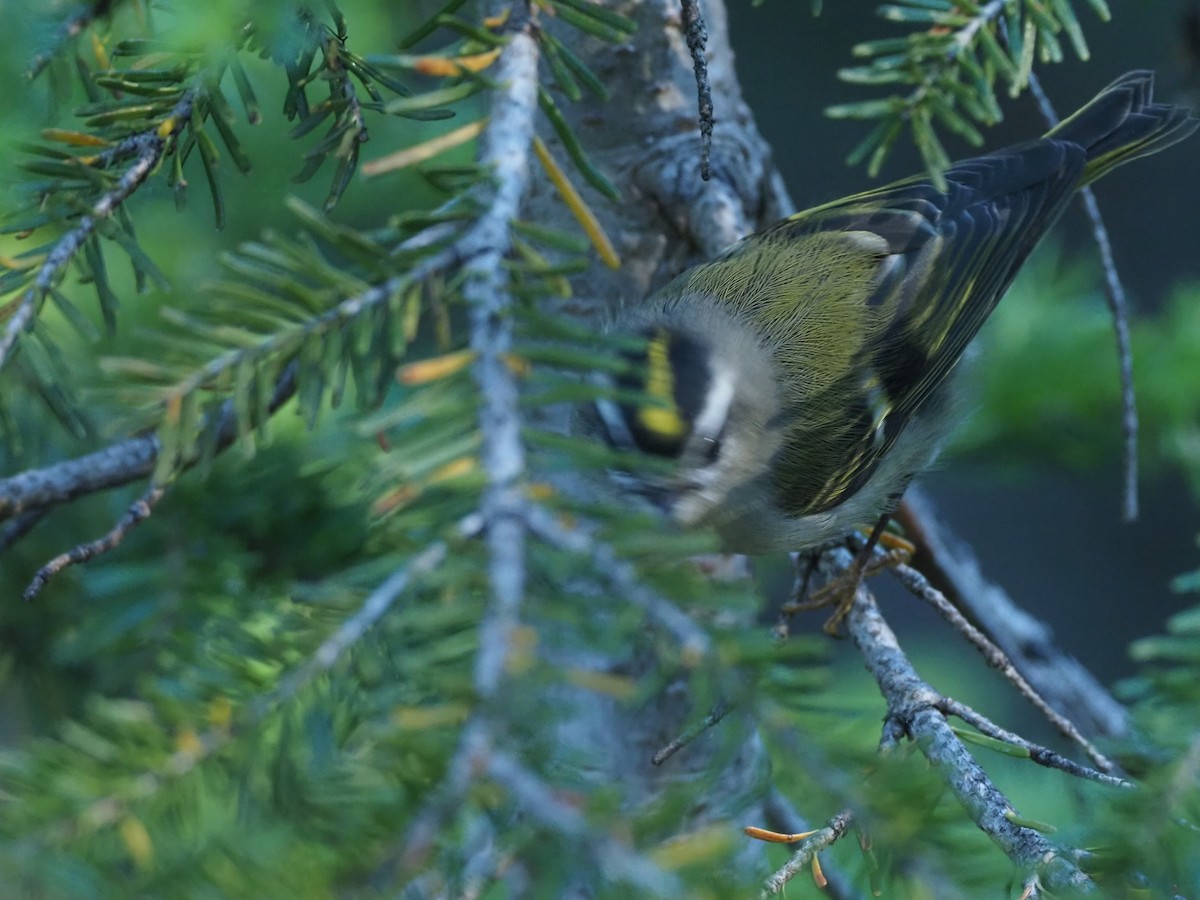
(702, 435), (722, 464)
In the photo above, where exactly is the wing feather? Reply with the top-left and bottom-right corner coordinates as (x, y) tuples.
(699, 139), (1089, 516)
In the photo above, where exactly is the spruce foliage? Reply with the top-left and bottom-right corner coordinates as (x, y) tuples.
(1, 2), (1198, 897)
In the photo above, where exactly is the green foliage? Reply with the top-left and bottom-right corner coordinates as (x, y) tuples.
(950, 245), (1200, 483)
(1061, 598), (1200, 894)
(832, 0), (1110, 184)
(1, 1), (428, 448)
(1, 0), (631, 490)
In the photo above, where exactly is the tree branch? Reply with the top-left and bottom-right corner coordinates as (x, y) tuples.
(679, 0), (714, 180)
(761, 791), (863, 900)
(1, 434), (158, 522)
(27, 0), (119, 79)
(23, 484), (166, 601)
(464, 21), (539, 698)
(834, 547), (1094, 891)
(760, 809), (854, 896)
(0, 91), (196, 373)
(889, 557), (1118, 773)
(897, 489), (1129, 739)
(486, 747), (678, 893)
(524, 503), (712, 658)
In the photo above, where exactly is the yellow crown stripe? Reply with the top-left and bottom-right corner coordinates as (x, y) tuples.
(636, 330), (687, 439)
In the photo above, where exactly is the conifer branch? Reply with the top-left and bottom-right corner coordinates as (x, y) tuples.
(525, 503), (712, 658)
(27, 0), (119, 79)
(0, 91), (196, 375)
(486, 748), (678, 893)
(0, 363), (296, 540)
(760, 809), (853, 896)
(889, 557), (1117, 774)
(402, 14), (579, 876)
(934, 696), (1129, 788)
(0, 433), (158, 522)
(761, 792), (862, 900)
(0, 202), (498, 533)
(46, 540), (449, 839)
(269, 541), (449, 702)
(7, 2), (1192, 894)
(897, 490), (1130, 739)
(22, 484), (166, 601)
(835, 0), (1110, 182)
(832, 547), (1094, 891)
(463, 20), (539, 698)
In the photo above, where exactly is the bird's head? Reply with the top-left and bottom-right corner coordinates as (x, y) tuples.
(591, 311), (783, 531)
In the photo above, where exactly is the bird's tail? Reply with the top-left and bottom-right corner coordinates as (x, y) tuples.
(1046, 70), (1198, 185)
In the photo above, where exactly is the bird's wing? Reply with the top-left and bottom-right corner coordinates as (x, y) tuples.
(688, 138), (1089, 516)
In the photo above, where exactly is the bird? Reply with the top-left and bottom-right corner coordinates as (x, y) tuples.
(590, 70), (1197, 577)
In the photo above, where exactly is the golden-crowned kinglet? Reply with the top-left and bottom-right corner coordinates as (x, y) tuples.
(593, 71), (1197, 554)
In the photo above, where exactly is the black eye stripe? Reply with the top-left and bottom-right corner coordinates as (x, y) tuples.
(703, 434), (722, 463)
(664, 331), (712, 429)
(611, 327), (714, 459)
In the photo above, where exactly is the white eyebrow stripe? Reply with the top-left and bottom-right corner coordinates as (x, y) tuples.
(692, 363), (735, 440)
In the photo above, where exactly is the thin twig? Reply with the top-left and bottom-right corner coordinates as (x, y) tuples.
(157, 248), (442, 425)
(936, 696), (1128, 788)
(487, 748), (678, 894)
(264, 542), (448, 715)
(679, 0), (713, 180)
(827, 548), (1093, 891)
(761, 791), (864, 900)
(865, 547), (1122, 784)
(0, 225), (487, 530)
(23, 484), (166, 601)
(1, 363), (298, 572)
(27, 0), (117, 79)
(760, 809), (853, 896)
(0, 92), (196, 374)
(524, 503), (711, 659)
(890, 559), (1117, 774)
(1026, 70), (1139, 522)
(897, 490), (1129, 738)
(652, 701), (729, 765)
(0, 362), (295, 519)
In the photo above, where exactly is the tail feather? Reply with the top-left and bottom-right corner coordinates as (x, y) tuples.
(1045, 70), (1198, 184)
